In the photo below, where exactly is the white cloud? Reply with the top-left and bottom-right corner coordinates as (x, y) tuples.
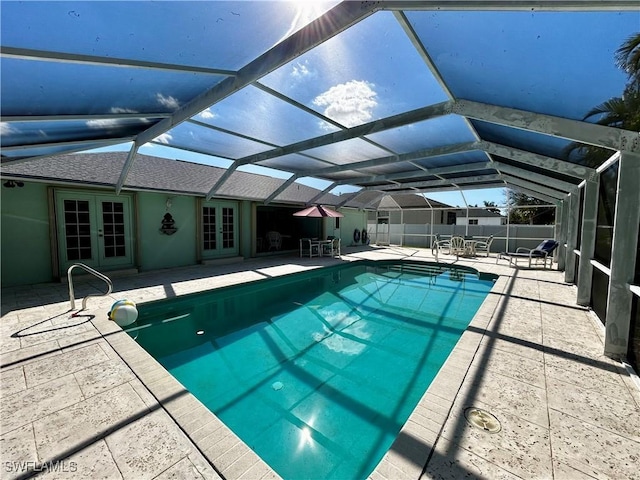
(156, 93), (180, 110)
(0, 123), (17, 135)
(198, 108), (216, 120)
(313, 80), (377, 127)
(292, 60), (313, 79)
(153, 133), (173, 144)
(86, 119), (121, 129)
(109, 107), (138, 114)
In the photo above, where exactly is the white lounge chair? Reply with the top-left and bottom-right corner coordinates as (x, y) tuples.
(497, 239), (559, 268)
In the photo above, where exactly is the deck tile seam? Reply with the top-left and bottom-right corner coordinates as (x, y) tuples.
(546, 403), (640, 444)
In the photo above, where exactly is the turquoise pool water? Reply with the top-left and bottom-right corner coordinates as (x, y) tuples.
(128, 261), (495, 479)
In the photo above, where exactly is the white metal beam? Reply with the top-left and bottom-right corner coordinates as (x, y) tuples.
(336, 190), (366, 208)
(394, 8), (492, 168)
(300, 141), (479, 178)
(508, 185), (559, 204)
(492, 161), (578, 192)
(263, 175), (298, 205)
(382, 1), (640, 11)
(555, 199), (567, 270)
(399, 182), (507, 195)
(1, 113), (170, 123)
(116, 146), (139, 195)
(481, 141), (595, 179)
(500, 175), (567, 199)
(576, 178), (599, 305)
(331, 161), (493, 188)
(0, 138), (134, 165)
(604, 152), (640, 358)
(306, 183), (337, 206)
(235, 101), (453, 166)
(365, 174), (502, 191)
(0, 46), (236, 76)
(1, 137), (135, 152)
(564, 191), (581, 283)
(134, 2), (380, 148)
(205, 163), (239, 200)
(454, 99), (640, 153)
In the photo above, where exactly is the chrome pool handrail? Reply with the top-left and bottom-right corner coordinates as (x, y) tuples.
(67, 263), (113, 312)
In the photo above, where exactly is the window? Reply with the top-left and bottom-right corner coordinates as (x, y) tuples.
(469, 219), (479, 225)
(64, 199), (92, 260)
(203, 206), (216, 250)
(594, 163), (619, 266)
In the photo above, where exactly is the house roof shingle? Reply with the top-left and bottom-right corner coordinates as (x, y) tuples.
(1, 152), (342, 206)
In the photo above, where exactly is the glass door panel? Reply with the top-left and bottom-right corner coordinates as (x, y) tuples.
(97, 196), (132, 267)
(56, 192), (133, 273)
(202, 201), (238, 259)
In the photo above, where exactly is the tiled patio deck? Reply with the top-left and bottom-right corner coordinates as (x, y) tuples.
(1, 246), (639, 479)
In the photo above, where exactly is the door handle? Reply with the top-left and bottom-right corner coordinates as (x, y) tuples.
(98, 229), (103, 238)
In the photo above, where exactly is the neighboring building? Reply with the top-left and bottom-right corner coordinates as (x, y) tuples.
(366, 194), (458, 226)
(455, 208), (506, 226)
(0, 152), (368, 287)
(361, 193), (459, 246)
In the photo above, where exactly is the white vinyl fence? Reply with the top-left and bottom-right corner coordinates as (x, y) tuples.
(366, 222), (555, 253)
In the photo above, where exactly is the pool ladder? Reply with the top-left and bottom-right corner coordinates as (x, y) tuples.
(67, 263), (113, 315)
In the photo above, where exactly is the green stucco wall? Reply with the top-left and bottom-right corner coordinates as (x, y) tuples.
(137, 193), (197, 271)
(1, 183), (54, 286)
(0, 181), (348, 286)
(338, 208), (368, 247)
(239, 200), (251, 258)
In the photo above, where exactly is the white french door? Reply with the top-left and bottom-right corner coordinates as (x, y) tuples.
(55, 191), (134, 273)
(201, 201), (238, 259)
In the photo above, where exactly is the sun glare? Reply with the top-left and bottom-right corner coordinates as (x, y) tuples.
(297, 414), (318, 452)
(277, 1), (338, 44)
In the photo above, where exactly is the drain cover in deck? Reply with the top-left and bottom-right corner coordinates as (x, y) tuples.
(464, 407), (501, 433)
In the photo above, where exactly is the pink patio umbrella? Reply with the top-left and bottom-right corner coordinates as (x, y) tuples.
(293, 205), (344, 218)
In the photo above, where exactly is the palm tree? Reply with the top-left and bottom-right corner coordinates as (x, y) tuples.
(483, 200), (501, 214)
(564, 33), (640, 167)
(615, 32), (640, 80)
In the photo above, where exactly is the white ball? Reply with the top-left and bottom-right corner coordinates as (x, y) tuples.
(109, 300), (138, 327)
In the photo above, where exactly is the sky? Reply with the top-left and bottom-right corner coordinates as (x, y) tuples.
(5, 2), (636, 210)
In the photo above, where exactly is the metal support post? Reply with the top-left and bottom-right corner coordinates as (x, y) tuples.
(604, 153), (640, 359)
(556, 199), (566, 271)
(564, 191), (581, 284)
(576, 178), (599, 306)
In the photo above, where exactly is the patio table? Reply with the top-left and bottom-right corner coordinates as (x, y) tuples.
(314, 239), (334, 256)
(464, 239), (477, 256)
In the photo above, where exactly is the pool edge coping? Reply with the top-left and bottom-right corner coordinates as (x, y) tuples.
(95, 257), (505, 480)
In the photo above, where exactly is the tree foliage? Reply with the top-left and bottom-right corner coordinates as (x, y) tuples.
(565, 32), (640, 167)
(615, 32), (640, 79)
(483, 200), (501, 214)
(505, 191), (555, 225)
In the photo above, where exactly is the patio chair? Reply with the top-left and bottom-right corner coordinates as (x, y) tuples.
(497, 239), (559, 269)
(321, 237), (341, 258)
(266, 231), (282, 251)
(431, 234), (451, 260)
(449, 236), (466, 259)
(474, 235), (494, 257)
(299, 238), (319, 258)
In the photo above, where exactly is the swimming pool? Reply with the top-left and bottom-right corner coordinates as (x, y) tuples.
(127, 260), (496, 479)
